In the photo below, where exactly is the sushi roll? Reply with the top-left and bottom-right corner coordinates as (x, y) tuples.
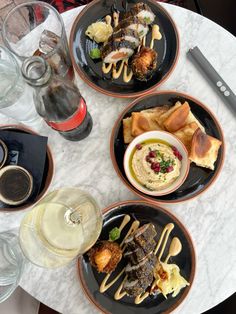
(114, 16), (149, 38)
(101, 39), (135, 63)
(110, 28), (140, 48)
(126, 2), (155, 25)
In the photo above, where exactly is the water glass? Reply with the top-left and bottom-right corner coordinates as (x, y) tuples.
(0, 232), (24, 303)
(0, 46), (39, 126)
(2, 1), (74, 80)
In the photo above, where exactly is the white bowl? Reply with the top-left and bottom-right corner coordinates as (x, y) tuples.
(123, 131), (190, 196)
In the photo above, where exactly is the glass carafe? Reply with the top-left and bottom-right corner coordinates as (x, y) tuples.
(19, 188), (103, 268)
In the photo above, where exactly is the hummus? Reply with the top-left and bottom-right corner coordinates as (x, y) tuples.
(131, 142), (181, 191)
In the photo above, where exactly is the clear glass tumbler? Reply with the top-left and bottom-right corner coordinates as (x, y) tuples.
(0, 46), (39, 126)
(0, 232), (24, 303)
(19, 188), (103, 268)
(2, 1), (74, 80)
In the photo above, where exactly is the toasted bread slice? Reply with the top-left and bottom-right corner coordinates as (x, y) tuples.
(123, 117), (134, 144)
(185, 110), (205, 132)
(174, 122), (199, 153)
(140, 106), (169, 116)
(157, 102), (182, 128)
(189, 128), (222, 170)
(131, 111), (162, 137)
(163, 102), (190, 132)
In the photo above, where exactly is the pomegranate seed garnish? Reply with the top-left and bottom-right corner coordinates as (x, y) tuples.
(177, 153), (183, 161)
(146, 156), (152, 163)
(154, 167), (160, 173)
(166, 166), (174, 173)
(136, 143), (142, 150)
(151, 162), (160, 170)
(148, 151), (156, 158)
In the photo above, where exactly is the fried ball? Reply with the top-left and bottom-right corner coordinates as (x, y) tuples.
(131, 46), (157, 81)
(88, 241), (122, 273)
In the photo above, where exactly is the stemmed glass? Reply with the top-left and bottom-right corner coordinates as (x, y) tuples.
(0, 187), (103, 302)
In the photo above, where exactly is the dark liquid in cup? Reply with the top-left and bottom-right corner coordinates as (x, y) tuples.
(0, 168), (32, 204)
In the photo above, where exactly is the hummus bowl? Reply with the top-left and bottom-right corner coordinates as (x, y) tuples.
(124, 131), (189, 196)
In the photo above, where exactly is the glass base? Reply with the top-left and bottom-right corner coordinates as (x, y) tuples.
(0, 232), (24, 303)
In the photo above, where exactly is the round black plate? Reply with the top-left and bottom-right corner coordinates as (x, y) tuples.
(70, 0), (179, 98)
(0, 125), (53, 211)
(110, 91), (225, 203)
(78, 201), (195, 314)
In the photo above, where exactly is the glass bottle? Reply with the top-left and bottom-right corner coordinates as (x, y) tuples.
(21, 56), (93, 141)
(19, 188), (103, 268)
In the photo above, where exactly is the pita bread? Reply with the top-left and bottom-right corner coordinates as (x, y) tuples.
(123, 117), (134, 144)
(174, 122), (199, 153)
(189, 128), (222, 170)
(163, 102), (190, 132)
(131, 111), (162, 137)
(157, 102), (182, 128)
(185, 110), (205, 132)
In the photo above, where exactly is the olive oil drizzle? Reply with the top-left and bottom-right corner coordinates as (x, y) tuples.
(98, 216), (181, 305)
(102, 13), (162, 81)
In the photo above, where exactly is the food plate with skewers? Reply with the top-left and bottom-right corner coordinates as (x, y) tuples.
(69, 0), (179, 98)
(78, 200), (195, 314)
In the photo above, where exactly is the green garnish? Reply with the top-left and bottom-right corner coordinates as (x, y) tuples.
(109, 227), (120, 242)
(143, 17), (151, 24)
(139, 30), (144, 36)
(89, 48), (101, 59)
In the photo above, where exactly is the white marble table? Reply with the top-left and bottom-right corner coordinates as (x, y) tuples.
(0, 3), (236, 314)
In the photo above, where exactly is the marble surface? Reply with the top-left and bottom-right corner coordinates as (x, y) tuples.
(0, 3), (236, 314)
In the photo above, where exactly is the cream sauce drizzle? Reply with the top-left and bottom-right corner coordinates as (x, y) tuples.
(99, 218), (179, 305)
(102, 13), (162, 81)
(150, 24), (162, 49)
(99, 216), (140, 294)
(113, 12), (119, 27)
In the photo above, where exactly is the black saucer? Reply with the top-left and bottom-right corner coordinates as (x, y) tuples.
(78, 201), (195, 314)
(70, 0), (179, 98)
(110, 91), (225, 203)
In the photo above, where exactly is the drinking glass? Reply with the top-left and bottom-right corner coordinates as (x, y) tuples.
(0, 232), (24, 303)
(0, 46), (39, 126)
(2, 1), (74, 80)
(19, 188), (103, 268)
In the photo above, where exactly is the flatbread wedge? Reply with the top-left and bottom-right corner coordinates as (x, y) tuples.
(163, 102), (190, 132)
(157, 102), (182, 129)
(189, 128), (222, 170)
(174, 122), (199, 153)
(123, 117), (134, 144)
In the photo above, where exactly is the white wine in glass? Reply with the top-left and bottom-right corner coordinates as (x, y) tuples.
(19, 188), (103, 268)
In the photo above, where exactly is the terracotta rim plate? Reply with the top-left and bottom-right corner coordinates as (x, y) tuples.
(69, 0), (179, 98)
(78, 200), (196, 314)
(110, 91), (225, 203)
(0, 124), (54, 212)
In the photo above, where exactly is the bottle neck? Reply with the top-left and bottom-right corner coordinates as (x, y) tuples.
(21, 56), (51, 87)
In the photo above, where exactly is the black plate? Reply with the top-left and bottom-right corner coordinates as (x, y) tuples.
(0, 125), (54, 211)
(78, 201), (195, 314)
(70, 0), (179, 98)
(110, 91), (225, 203)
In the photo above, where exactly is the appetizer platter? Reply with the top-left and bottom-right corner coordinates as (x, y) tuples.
(110, 91), (225, 203)
(78, 201), (195, 314)
(70, 0), (179, 98)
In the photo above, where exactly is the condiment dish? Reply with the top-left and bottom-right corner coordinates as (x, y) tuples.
(123, 131), (189, 196)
